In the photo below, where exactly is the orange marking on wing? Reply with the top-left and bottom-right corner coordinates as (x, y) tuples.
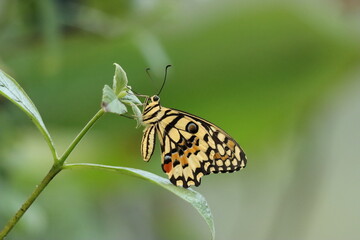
(174, 137), (201, 166)
(173, 152), (180, 159)
(180, 155), (188, 165)
(227, 140), (236, 151)
(171, 152), (187, 166)
(214, 152), (230, 161)
(163, 162), (172, 173)
(192, 145), (199, 152)
(182, 145), (200, 161)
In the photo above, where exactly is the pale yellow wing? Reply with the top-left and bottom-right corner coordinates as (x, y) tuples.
(141, 125), (156, 162)
(156, 108), (247, 188)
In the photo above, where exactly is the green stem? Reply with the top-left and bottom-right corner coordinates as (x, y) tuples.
(0, 109), (105, 239)
(58, 109), (104, 164)
(0, 165), (61, 239)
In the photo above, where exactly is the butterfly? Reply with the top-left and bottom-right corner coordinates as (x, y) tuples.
(140, 95), (247, 188)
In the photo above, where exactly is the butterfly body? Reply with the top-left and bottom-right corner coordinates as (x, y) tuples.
(141, 95), (247, 188)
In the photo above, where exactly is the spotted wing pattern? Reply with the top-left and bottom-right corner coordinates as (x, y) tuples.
(141, 95), (247, 188)
(156, 109), (247, 188)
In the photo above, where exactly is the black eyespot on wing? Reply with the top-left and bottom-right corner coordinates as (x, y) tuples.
(186, 122), (198, 134)
(164, 154), (171, 164)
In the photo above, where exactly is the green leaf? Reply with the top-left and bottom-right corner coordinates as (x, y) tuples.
(64, 163), (215, 240)
(0, 69), (57, 159)
(113, 63), (128, 95)
(123, 101), (142, 127)
(130, 102), (142, 127)
(117, 90), (128, 99)
(101, 85), (127, 114)
(121, 89), (142, 105)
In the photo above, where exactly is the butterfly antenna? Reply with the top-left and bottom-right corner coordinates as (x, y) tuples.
(145, 67), (158, 94)
(145, 67), (153, 81)
(157, 64), (172, 96)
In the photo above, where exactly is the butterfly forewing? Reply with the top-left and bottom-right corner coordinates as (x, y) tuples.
(141, 125), (156, 161)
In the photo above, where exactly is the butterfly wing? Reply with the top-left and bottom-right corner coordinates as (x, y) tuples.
(157, 108), (247, 188)
(141, 125), (156, 162)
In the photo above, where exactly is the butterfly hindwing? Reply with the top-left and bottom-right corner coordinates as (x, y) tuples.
(158, 120), (211, 187)
(156, 108), (247, 187)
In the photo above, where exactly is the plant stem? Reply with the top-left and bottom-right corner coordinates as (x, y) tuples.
(0, 164), (61, 239)
(58, 109), (104, 164)
(0, 109), (105, 239)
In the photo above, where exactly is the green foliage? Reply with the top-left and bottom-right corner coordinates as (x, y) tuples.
(102, 84), (128, 114)
(112, 63), (128, 96)
(65, 163), (215, 240)
(1, 1), (360, 240)
(0, 69), (57, 159)
(101, 64), (142, 126)
(0, 65), (215, 240)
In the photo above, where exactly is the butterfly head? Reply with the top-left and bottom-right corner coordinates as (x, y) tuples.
(142, 95), (161, 124)
(150, 95), (160, 102)
(145, 95), (160, 106)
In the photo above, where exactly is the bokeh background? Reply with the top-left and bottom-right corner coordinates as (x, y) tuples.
(1, 0), (360, 239)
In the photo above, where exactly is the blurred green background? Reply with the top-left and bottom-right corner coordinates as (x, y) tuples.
(1, 0), (360, 239)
